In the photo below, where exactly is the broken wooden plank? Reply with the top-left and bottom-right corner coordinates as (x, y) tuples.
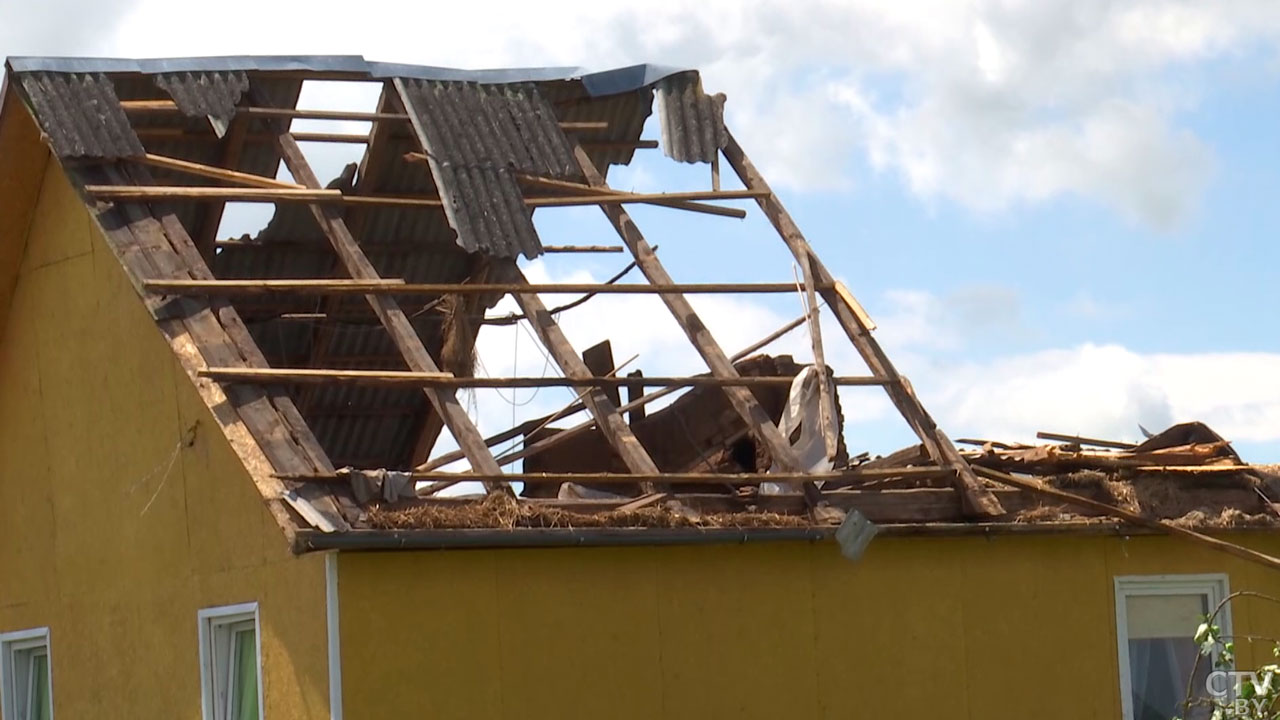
(1036, 431), (1138, 450)
(135, 152), (303, 190)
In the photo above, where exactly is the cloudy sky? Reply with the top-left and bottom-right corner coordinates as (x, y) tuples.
(5, 0), (1278, 462)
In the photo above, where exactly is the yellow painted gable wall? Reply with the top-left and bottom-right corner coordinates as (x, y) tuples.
(0, 157), (332, 719)
(337, 531), (1280, 719)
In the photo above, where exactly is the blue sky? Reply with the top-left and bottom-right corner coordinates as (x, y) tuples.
(2, 0), (1277, 462)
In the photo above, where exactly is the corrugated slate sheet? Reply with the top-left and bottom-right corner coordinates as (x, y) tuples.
(154, 70), (249, 134)
(655, 71), (727, 164)
(396, 80), (581, 177)
(395, 79), (582, 260)
(16, 72), (144, 159)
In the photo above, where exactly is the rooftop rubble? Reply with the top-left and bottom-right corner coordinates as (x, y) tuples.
(365, 419), (1280, 533)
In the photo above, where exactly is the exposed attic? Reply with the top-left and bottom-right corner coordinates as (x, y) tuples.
(4, 55), (1279, 566)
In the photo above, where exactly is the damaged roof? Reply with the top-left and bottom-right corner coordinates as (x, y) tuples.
(3, 55), (1276, 563)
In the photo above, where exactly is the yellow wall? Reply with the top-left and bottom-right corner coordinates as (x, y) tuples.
(338, 531), (1280, 719)
(0, 157), (332, 719)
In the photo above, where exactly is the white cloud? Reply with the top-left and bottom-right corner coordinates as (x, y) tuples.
(68, 0), (1278, 228)
(916, 344), (1280, 448)
(866, 287), (1280, 454)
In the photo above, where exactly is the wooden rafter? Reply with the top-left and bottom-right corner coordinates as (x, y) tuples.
(264, 124), (509, 493)
(567, 144), (825, 509)
(504, 264), (662, 493)
(719, 131), (1005, 518)
(296, 84), (398, 436)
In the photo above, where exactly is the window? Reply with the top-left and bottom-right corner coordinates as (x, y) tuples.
(198, 604), (262, 720)
(0, 627), (52, 720)
(1115, 575), (1230, 720)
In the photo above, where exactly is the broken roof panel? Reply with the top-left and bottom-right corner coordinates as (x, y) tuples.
(656, 71), (727, 164)
(397, 80), (580, 179)
(17, 72), (144, 159)
(153, 70), (250, 135)
(395, 79), (579, 259)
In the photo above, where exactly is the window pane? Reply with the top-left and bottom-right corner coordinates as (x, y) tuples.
(30, 652), (50, 720)
(230, 629), (258, 720)
(1126, 593), (1211, 720)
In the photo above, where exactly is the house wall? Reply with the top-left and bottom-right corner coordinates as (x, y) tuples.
(0, 157), (332, 719)
(336, 531), (1280, 719)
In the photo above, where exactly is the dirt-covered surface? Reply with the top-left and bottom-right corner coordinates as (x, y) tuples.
(367, 492), (811, 530)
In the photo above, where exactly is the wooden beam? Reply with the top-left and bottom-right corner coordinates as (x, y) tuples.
(135, 128), (648, 149)
(134, 127), (374, 144)
(198, 367), (887, 388)
(542, 245), (624, 253)
(122, 101), (608, 131)
(136, 152), (302, 190)
(567, 144), (824, 509)
(143, 279), (837, 296)
(284, 467), (955, 484)
(514, 171), (747, 219)
(1035, 431), (1137, 450)
(266, 125), (509, 493)
(84, 185), (769, 208)
(833, 280), (877, 331)
(972, 466), (1280, 572)
(557, 121), (610, 131)
(581, 139), (659, 150)
(720, 131), (1004, 518)
(800, 253), (838, 460)
(88, 186), (346, 202)
(505, 265), (662, 492)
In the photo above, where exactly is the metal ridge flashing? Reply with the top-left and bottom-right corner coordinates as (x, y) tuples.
(5, 56), (694, 97)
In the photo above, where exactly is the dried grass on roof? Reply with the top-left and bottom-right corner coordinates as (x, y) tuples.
(368, 492), (810, 531)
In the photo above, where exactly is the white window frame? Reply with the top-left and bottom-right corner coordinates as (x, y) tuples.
(0, 627), (52, 720)
(1115, 574), (1232, 720)
(198, 603), (263, 720)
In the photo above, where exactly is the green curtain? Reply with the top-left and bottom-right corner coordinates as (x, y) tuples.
(232, 629), (258, 720)
(31, 652), (51, 720)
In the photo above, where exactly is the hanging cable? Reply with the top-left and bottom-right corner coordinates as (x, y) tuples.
(481, 245), (659, 326)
